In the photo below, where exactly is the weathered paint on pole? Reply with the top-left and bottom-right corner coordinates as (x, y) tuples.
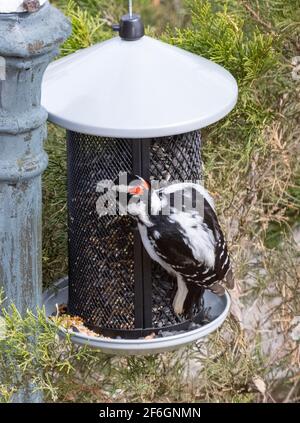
(0, 2), (71, 402)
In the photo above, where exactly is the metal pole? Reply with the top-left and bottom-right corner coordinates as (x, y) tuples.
(0, 1), (71, 402)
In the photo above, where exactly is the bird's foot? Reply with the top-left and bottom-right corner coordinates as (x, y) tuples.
(173, 302), (185, 317)
(173, 305), (193, 321)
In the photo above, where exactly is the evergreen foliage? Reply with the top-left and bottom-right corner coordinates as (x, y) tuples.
(1, 0), (299, 403)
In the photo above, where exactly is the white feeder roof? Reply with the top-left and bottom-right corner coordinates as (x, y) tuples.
(42, 35), (238, 138)
(0, 0), (47, 13)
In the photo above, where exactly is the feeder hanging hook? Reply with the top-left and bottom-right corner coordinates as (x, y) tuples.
(129, 0), (133, 18)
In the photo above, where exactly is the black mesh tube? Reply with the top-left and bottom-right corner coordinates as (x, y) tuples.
(67, 131), (202, 338)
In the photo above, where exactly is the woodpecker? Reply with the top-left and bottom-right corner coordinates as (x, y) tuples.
(113, 173), (234, 316)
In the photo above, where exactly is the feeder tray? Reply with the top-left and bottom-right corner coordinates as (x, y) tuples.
(43, 277), (231, 355)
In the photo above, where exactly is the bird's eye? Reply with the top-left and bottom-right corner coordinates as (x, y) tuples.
(129, 186), (144, 196)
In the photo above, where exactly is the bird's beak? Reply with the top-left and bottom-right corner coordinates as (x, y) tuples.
(111, 185), (130, 193)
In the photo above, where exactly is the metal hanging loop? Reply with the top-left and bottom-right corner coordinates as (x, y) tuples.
(128, 0), (133, 18)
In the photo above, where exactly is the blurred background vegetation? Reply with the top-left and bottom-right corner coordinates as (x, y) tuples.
(1, 0), (299, 403)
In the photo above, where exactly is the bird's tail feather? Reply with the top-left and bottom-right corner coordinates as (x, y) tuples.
(224, 267), (235, 289)
(211, 268), (234, 296)
(210, 283), (225, 296)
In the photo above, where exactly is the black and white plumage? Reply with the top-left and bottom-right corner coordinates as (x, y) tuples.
(113, 174), (234, 316)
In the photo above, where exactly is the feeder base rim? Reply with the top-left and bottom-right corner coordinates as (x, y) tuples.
(43, 277), (231, 355)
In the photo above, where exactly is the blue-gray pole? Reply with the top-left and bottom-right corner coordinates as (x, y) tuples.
(0, 1), (71, 402)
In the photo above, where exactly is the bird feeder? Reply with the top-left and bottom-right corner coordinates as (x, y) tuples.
(41, 7), (238, 354)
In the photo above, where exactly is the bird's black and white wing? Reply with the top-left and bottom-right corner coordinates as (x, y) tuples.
(147, 183), (233, 293)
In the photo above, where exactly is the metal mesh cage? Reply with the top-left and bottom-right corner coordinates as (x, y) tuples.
(67, 131), (202, 338)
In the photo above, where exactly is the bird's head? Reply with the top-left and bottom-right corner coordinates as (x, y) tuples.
(113, 173), (150, 197)
(112, 173), (151, 218)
